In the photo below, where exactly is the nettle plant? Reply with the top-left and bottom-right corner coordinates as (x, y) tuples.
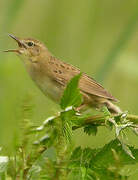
(0, 74), (138, 180)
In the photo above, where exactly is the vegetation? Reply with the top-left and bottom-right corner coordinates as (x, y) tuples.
(0, 74), (138, 179)
(0, 0), (138, 179)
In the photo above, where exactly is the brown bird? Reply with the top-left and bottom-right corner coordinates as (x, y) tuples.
(4, 34), (121, 114)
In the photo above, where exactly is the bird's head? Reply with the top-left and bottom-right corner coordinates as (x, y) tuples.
(4, 34), (49, 63)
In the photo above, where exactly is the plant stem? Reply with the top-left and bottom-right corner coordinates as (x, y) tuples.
(127, 114), (138, 123)
(73, 113), (138, 130)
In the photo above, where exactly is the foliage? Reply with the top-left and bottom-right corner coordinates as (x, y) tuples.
(69, 139), (138, 180)
(60, 73), (82, 109)
(0, 74), (138, 180)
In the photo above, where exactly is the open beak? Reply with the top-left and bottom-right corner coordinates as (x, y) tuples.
(8, 34), (22, 47)
(3, 34), (25, 53)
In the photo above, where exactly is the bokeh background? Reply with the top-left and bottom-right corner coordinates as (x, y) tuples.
(0, 0), (138, 178)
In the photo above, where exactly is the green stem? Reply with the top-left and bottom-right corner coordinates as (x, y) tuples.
(73, 113), (138, 130)
(127, 114), (138, 123)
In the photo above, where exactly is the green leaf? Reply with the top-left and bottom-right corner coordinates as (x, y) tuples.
(119, 138), (135, 159)
(69, 146), (82, 167)
(84, 125), (97, 136)
(69, 147), (101, 180)
(27, 147), (56, 179)
(101, 106), (111, 116)
(60, 73), (82, 109)
(72, 113), (92, 127)
(60, 110), (75, 142)
(69, 140), (138, 180)
(91, 139), (138, 169)
(70, 147), (99, 168)
(92, 168), (128, 180)
(60, 109), (92, 142)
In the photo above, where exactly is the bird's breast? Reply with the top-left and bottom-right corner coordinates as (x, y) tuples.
(36, 75), (63, 102)
(27, 64), (63, 102)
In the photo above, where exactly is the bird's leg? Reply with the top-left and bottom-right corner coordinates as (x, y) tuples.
(76, 104), (88, 112)
(104, 101), (122, 114)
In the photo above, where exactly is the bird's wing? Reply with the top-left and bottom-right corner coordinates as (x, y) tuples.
(50, 58), (117, 102)
(79, 73), (117, 101)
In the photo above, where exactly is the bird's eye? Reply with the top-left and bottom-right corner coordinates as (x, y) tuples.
(27, 42), (34, 47)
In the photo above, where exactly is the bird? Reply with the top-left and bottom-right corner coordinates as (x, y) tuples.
(4, 34), (121, 114)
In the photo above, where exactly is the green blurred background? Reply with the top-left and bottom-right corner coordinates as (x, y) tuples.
(0, 0), (138, 178)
